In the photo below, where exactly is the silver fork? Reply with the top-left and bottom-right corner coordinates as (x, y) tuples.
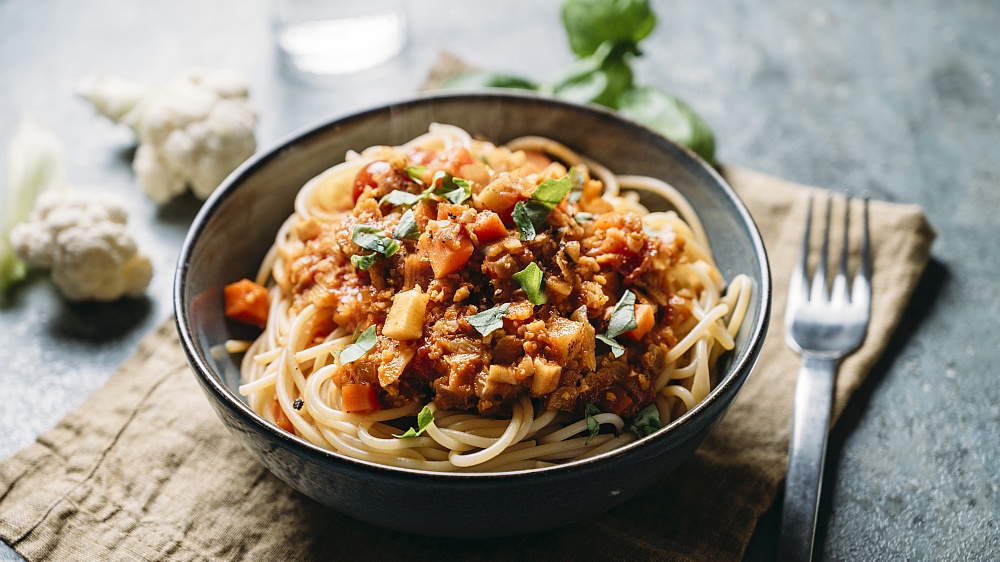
(778, 194), (872, 562)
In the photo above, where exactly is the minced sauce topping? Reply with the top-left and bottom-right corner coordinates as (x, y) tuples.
(283, 145), (692, 418)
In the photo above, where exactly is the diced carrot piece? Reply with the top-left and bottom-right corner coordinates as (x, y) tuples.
(272, 399), (295, 434)
(521, 149), (552, 174)
(470, 210), (507, 243)
(623, 303), (656, 340)
(341, 383), (380, 414)
(224, 279), (269, 328)
(604, 387), (634, 416)
(418, 221), (475, 278)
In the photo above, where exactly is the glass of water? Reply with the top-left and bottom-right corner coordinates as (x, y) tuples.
(272, 0), (408, 76)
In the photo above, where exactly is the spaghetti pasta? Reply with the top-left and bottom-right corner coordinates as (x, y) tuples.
(230, 123), (749, 473)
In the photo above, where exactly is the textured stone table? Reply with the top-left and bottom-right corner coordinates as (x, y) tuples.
(1, 1), (998, 559)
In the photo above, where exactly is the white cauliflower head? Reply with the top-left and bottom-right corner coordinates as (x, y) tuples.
(9, 191), (153, 301)
(78, 69), (257, 204)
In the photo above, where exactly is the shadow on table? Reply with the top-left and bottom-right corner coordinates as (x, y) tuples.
(742, 257), (949, 561)
(50, 295), (153, 342)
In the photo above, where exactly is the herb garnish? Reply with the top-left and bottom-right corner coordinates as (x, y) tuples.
(292, 398), (304, 411)
(405, 165), (428, 184)
(467, 303), (511, 337)
(595, 334), (625, 358)
(351, 254), (377, 270)
(574, 212), (594, 224)
(512, 176), (574, 241)
(393, 405), (435, 438)
(584, 403), (602, 445)
(337, 325), (377, 364)
(606, 290), (638, 338)
(432, 171), (472, 205)
(625, 404), (661, 439)
(513, 262), (547, 305)
(352, 225), (400, 257)
(393, 209), (421, 240)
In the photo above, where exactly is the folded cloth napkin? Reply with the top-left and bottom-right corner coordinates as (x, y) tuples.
(0, 161), (934, 561)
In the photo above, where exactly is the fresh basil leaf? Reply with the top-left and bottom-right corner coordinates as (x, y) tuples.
(561, 0), (657, 58)
(338, 325), (377, 364)
(606, 290), (638, 339)
(351, 253), (377, 270)
(440, 71), (540, 91)
(584, 403), (602, 445)
(380, 190), (424, 207)
(596, 334), (625, 358)
(352, 225), (400, 257)
(574, 212), (594, 224)
(512, 201), (537, 241)
(513, 262), (547, 305)
(617, 86), (716, 165)
(393, 209), (421, 241)
(512, 176), (575, 241)
(467, 303), (511, 337)
(433, 173), (472, 205)
(393, 405), (435, 438)
(405, 166), (428, 184)
(626, 403), (661, 439)
(551, 41), (636, 108)
(531, 177), (574, 208)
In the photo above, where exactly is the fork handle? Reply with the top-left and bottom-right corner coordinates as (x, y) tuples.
(778, 356), (837, 562)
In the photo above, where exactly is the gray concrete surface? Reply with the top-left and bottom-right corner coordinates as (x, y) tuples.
(1, 0), (998, 559)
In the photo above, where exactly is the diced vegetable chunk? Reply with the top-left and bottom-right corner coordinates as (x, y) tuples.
(383, 286), (429, 341)
(342, 383), (380, 414)
(418, 221), (474, 278)
(622, 303), (655, 340)
(224, 278), (269, 328)
(470, 210), (507, 243)
(272, 398), (295, 434)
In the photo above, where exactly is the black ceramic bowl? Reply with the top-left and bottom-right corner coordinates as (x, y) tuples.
(174, 91), (771, 538)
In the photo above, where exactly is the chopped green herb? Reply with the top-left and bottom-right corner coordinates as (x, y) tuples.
(584, 403), (602, 445)
(380, 189), (424, 207)
(626, 403), (661, 439)
(467, 303), (511, 337)
(351, 253), (377, 270)
(513, 262), (547, 305)
(512, 201), (538, 241)
(574, 212), (594, 224)
(433, 173), (473, 205)
(405, 165), (428, 184)
(338, 325), (377, 364)
(512, 176), (574, 241)
(479, 154), (492, 168)
(393, 405), (435, 438)
(352, 225), (400, 257)
(596, 334), (625, 358)
(606, 290), (638, 339)
(393, 209), (421, 240)
(532, 176), (574, 207)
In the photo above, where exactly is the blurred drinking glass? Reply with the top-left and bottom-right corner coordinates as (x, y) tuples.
(272, 0), (408, 76)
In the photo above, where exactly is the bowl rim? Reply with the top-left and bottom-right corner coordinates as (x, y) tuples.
(174, 89), (772, 480)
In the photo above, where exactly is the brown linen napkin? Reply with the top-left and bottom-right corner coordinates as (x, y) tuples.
(0, 165), (934, 562)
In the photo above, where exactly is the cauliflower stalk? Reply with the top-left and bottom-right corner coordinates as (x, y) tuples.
(10, 191), (153, 302)
(78, 69), (257, 203)
(1, 116), (66, 298)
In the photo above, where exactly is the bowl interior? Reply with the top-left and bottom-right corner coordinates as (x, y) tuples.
(176, 91), (771, 472)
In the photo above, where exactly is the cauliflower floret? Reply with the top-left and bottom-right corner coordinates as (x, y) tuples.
(9, 191), (153, 301)
(78, 68), (257, 204)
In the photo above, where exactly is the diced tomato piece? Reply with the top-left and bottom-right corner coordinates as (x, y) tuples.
(353, 160), (391, 203)
(407, 147), (474, 178)
(272, 399), (295, 434)
(622, 303), (656, 341)
(341, 383), (380, 414)
(470, 210), (507, 243)
(224, 279), (269, 328)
